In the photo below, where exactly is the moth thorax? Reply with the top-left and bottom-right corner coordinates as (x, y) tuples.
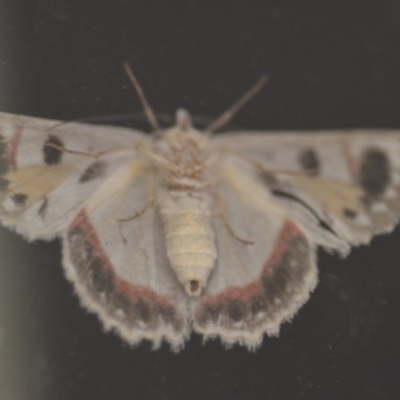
(159, 191), (217, 296)
(155, 125), (212, 190)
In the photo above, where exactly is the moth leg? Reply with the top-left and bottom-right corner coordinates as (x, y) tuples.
(117, 198), (154, 222)
(117, 173), (155, 222)
(45, 141), (134, 160)
(216, 187), (254, 245)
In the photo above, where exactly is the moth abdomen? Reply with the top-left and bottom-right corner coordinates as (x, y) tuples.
(160, 191), (216, 296)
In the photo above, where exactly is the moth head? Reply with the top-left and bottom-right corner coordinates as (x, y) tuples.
(159, 109), (209, 155)
(175, 109), (192, 132)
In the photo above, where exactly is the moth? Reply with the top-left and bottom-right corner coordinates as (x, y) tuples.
(1, 67), (399, 351)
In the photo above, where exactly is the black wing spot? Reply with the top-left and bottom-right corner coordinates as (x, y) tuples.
(260, 172), (279, 187)
(43, 135), (64, 165)
(343, 208), (357, 219)
(12, 193), (27, 206)
(112, 293), (132, 314)
(359, 148), (390, 197)
(79, 161), (106, 183)
(197, 304), (223, 326)
(0, 176), (9, 192)
(135, 299), (151, 323)
(250, 296), (267, 316)
(92, 266), (115, 295)
(299, 149), (319, 175)
(227, 300), (247, 322)
(156, 304), (175, 325)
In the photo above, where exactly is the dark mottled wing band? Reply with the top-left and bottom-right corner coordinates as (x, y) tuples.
(63, 210), (189, 350)
(193, 219), (317, 349)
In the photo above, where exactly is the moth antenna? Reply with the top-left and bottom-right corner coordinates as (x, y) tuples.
(217, 188), (254, 245)
(123, 62), (161, 132)
(205, 74), (269, 134)
(43, 113), (141, 132)
(44, 112), (177, 133)
(44, 142), (129, 160)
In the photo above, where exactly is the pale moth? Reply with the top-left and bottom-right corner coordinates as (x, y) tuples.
(0, 65), (399, 351)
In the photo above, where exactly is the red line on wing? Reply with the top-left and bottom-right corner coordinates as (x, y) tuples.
(201, 219), (303, 304)
(115, 280), (173, 304)
(262, 218), (301, 277)
(71, 209), (176, 307)
(72, 210), (114, 270)
(8, 127), (22, 169)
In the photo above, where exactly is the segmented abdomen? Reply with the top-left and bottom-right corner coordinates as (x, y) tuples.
(159, 191), (216, 295)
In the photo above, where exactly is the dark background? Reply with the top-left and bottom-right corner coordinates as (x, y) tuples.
(1, 1), (400, 399)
